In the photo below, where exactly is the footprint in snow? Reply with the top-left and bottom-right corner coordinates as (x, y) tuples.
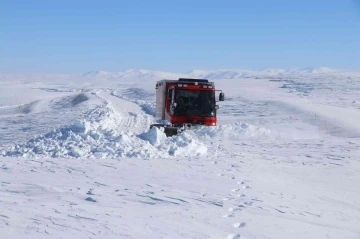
(85, 197), (97, 202)
(228, 206), (243, 212)
(234, 222), (246, 228)
(244, 201), (253, 206)
(227, 234), (241, 239)
(223, 214), (235, 218)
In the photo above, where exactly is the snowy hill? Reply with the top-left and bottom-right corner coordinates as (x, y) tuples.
(79, 67), (355, 81)
(290, 66), (335, 74)
(189, 67), (343, 79)
(0, 68), (360, 239)
(1, 67), (359, 86)
(80, 69), (188, 82)
(81, 70), (119, 78)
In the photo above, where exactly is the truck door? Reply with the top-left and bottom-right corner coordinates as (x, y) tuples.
(167, 87), (175, 115)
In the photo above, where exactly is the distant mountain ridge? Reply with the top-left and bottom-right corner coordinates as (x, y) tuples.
(1, 67), (359, 84)
(80, 67), (349, 80)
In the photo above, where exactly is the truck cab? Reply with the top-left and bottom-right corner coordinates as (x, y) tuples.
(153, 78), (224, 135)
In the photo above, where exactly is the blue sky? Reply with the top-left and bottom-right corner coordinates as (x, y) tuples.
(1, 0), (359, 73)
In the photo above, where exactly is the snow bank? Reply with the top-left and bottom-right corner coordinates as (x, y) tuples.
(110, 89), (156, 116)
(140, 127), (207, 156)
(0, 92), (90, 116)
(1, 105), (207, 159)
(194, 122), (272, 140)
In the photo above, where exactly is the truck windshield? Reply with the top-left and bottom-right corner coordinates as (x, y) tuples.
(174, 90), (215, 117)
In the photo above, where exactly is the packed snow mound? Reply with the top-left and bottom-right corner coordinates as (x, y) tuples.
(140, 127), (207, 156)
(1, 105), (207, 159)
(110, 89), (156, 116)
(194, 122), (273, 140)
(2, 105), (124, 158)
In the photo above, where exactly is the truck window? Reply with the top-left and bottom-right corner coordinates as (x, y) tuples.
(174, 90), (215, 117)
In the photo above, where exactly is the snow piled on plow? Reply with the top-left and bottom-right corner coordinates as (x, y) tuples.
(140, 127), (208, 156)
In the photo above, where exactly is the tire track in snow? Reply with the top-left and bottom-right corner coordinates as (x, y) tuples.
(96, 90), (154, 134)
(111, 88), (156, 116)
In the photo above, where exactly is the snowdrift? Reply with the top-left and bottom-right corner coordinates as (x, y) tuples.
(1, 100), (275, 159)
(0, 88), (279, 159)
(1, 105), (208, 159)
(194, 122), (272, 140)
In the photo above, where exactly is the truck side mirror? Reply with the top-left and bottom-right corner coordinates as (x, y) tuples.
(219, 92), (225, 101)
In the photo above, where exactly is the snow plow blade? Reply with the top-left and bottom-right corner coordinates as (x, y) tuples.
(150, 124), (179, 137)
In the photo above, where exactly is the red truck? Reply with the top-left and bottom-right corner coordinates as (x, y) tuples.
(151, 78), (224, 136)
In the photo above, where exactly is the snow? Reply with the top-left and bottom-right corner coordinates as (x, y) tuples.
(187, 67), (342, 79)
(1, 68), (360, 239)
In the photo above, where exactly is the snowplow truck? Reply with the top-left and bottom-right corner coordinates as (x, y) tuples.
(150, 78), (225, 136)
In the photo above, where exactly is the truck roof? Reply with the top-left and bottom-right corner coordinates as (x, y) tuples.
(157, 78), (213, 85)
(178, 78), (209, 83)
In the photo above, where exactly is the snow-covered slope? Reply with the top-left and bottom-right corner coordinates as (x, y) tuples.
(2, 67), (358, 84)
(0, 68), (360, 239)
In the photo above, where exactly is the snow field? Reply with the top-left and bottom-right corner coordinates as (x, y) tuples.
(1, 69), (360, 239)
(1, 90), (274, 159)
